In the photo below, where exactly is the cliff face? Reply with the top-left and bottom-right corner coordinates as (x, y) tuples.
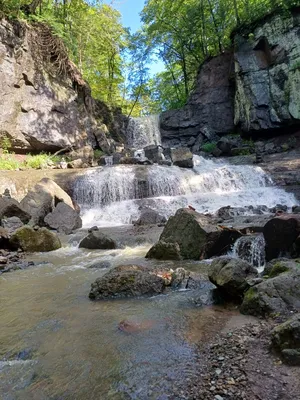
(160, 8), (300, 148)
(234, 8), (300, 134)
(0, 19), (116, 153)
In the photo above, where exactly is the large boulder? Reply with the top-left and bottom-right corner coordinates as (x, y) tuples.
(89, 265), (165, 300)
(145, 241), (182, 261)
(271, 314), (300, 365)
(0, 197), (31, 224)
(147, 209), (241, 260)
(208, 257), (258, 299)
(20, 178), (75, 225)
(241, 261), (300, 317)
(170, 147), (193, 168)
(10, 226), (61, 252)
(1, 216), (24, 235)
(79, 231), (117, 250)
(144, 145), (165, 163)
(44, 202), (82, 234)
(263, 215), (300, 260)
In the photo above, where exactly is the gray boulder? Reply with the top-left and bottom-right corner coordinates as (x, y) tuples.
(170, 147), (193, 168)
(20, 178), (75, 226)
(89, 265), (165, 300)
(241, 262), (300, 317)
(10, 226), (61, 252)
(1, 217), (24, 234)
(271, 314), (300, 365)
(134, 209), (167, 226)
(146, 241), (182, 261)
(0, 197), (31, 224)
(44, 202), (82, 234)
(79, 231), (117, 250)
(144, 145), (165, 163)
(208, 257), (258, 299)
(147, 208), (241, 260)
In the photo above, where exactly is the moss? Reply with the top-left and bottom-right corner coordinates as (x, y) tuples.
(269, 263), (290, 278)
(243, 287), (257, 301)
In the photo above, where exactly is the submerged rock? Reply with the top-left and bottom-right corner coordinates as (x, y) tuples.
(134, 209), (167, 226)
(44, 202), (82, 234)
(10, 226), (61, 252)
(146, 241), (182, 261)
(20, 178), (75, 226)
(89, 265), (165, 300)
(208, 257), (258, 299)
(79, 231), (117, 250)
(271, 314), (300, 365)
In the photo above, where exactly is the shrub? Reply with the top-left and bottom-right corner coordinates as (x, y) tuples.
(201, 142), (217, 153)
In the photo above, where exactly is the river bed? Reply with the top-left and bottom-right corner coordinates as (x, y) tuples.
(0, 227), (253, 400)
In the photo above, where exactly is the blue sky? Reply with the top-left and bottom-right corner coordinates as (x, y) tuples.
(106, 0), (164, 75)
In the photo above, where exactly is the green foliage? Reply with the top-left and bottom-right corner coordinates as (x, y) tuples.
(0, 136), (12, 153)
(0, 154), (21, 170)
(290, 60), (300, 72)
(94, 149), (105, 159)
(0, 152), (64, 170)
(140, 0), (297, 111)
(201, 142), (217, 153)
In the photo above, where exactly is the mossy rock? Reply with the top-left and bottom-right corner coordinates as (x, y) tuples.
(10, 226), (61, 252)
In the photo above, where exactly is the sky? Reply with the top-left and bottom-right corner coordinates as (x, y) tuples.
(106, 0), (165, 75)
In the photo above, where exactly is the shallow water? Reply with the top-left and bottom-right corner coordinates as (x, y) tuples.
(0, 232), (247, 400)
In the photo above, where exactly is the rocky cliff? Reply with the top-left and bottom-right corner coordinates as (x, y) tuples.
(0, 19), (124, 153)
(160, 7), (300, 149)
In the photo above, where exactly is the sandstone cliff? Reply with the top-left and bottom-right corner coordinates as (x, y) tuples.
(0, 19), (123, 153)
(160, 7), (300, 149)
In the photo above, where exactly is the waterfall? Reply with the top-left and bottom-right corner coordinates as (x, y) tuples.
(231, 235), (266, 271)
(73, 155), (297, 227)
(126, 115), (161, 148)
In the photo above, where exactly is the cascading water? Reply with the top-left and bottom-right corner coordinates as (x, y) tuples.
(72, 116), (298, 227)
(126, 115), (161, 148)
(73, 154), (297, 227)
(231, 234), (266, 271)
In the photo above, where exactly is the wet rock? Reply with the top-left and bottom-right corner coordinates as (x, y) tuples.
(89, 265), (165, 300)
(144, 145), (165, 163)
(134, 209), (167, 226)
(241, 264), (300, 317)
(271, 314), (300, 365)
(217, 137), (238, 156)
(170, 147), (193, 168)
(44, 202), (82, 234)
(0, 197), (30, 224)
(79, 231), (117, 250)
(146, 241), (182, 260)
(147, 208), (241, 260)
(263, 215), (300, 260)
(208, 257), (258, 299)
(87, 260), (111, 269)
(20, 178), (76, 226)
(10, 226), (61, 252)
(119, 156), (152, 165)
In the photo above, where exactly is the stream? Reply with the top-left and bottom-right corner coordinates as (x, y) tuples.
(1, 116), (298, 399)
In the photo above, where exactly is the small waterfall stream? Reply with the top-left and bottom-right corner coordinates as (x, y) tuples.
(126, 115), (161, 148)
(73, 155), (296, 227)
